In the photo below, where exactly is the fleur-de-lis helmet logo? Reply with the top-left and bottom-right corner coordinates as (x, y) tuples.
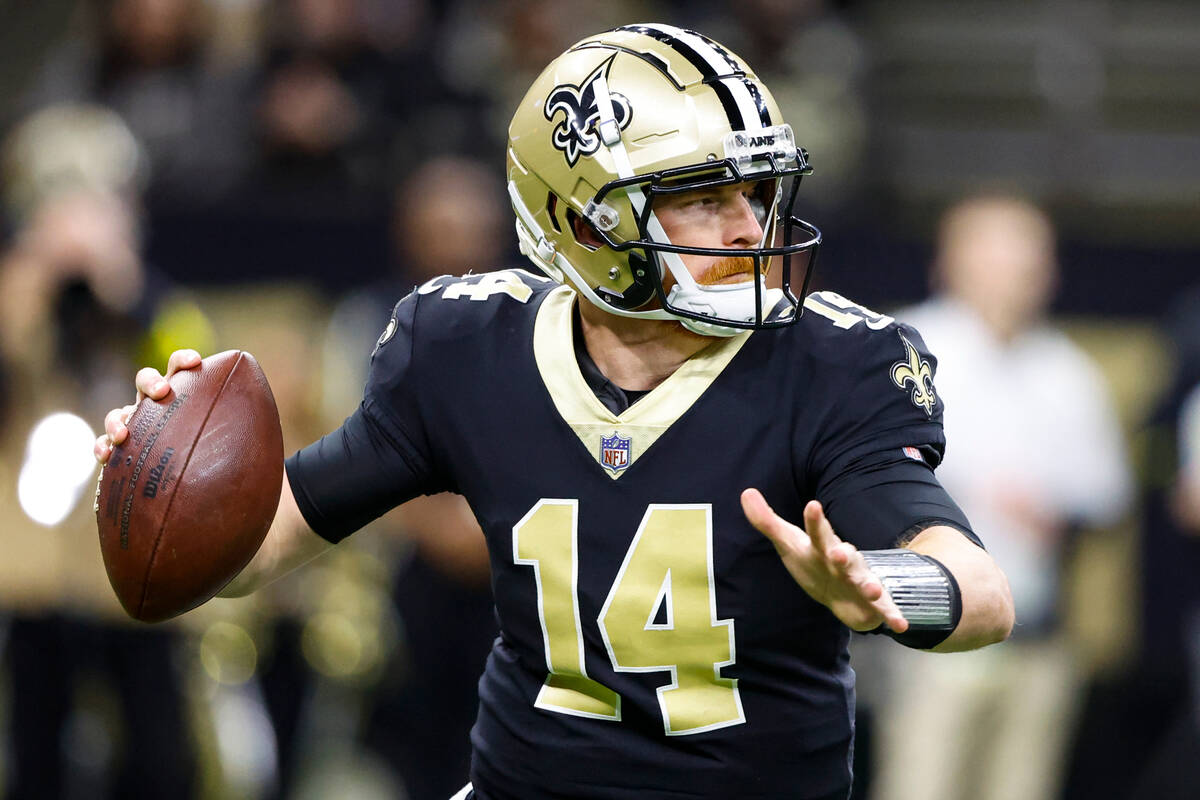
(890, 332), (937, 416)
(544, 58), (632, 167)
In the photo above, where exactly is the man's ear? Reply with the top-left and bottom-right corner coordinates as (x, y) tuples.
(568, 210), (605, 250)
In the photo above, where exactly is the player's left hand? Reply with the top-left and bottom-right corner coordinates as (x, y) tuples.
(741, 489), (909, 634)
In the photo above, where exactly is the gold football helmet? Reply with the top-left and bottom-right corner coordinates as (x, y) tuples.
(507, 23), (821, 336)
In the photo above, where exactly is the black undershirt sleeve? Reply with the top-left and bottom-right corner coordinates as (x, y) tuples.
(817, 448), (982, 553)
(285, 402), (435, 544)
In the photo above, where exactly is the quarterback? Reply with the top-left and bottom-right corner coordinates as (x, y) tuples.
(97, 23), (1013, 800)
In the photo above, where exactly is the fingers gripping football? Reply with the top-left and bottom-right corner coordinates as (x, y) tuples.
(94, 349), (203, 465)
(740, 489), (908, 633)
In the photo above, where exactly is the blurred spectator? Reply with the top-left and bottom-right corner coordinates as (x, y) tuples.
(150, 0), (480, 291)
(438, 0), (650, 153)
(250, 0), (484, 204)
(1111, 287), (1200, 800)
(0, 104), (197, 799)
(252, 0), (394, 203)
(1167, 296), (1200, 541)
(25, 0), (257, 208)
(320, 153), (510, 391)
(319, 154), (508, 800)
(872, 194), (1132, 800)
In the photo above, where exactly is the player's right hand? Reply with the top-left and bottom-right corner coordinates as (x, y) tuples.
(741, 489), (909, 634)
(94, 349), (203, 465)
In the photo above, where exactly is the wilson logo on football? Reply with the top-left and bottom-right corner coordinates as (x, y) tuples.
(544, 59), (632, 166)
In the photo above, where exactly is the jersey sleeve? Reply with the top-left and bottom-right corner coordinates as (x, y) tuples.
(818, 448), (981, 552)
(285, 291), (448, 543)
(807, 322), (970, 550)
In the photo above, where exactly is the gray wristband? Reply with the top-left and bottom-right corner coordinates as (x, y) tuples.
(861, 549), (962, 649)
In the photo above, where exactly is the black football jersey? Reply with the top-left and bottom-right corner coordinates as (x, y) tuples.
(286, 269), (974, 800)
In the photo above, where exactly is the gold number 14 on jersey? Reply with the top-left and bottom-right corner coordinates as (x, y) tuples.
(513, 499), (744, 736)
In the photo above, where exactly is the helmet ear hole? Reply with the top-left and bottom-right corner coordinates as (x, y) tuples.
(545, 192), (562, 233)
(566, 208), (603, 251)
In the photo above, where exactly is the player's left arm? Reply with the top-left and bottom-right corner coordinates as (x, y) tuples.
(741, 490), (1013, 652)
(902, 523), (1014, 652)
(784, 309), (1015, 649)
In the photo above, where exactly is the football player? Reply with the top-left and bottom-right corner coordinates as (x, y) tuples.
(97, 23), (1013, 800)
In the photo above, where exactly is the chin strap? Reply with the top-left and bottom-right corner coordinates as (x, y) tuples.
(667, 280), (777, 337)
(672, 285), (786, 337)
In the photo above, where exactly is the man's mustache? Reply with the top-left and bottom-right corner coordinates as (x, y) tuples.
(698, 256), (768, 285)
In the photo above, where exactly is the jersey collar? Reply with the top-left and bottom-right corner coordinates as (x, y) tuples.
(533, 285), (753, 479)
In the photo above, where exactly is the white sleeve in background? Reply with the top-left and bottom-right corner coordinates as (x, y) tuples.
(1040, 337), (1133, 526)
(1178, 383), (1200, 474)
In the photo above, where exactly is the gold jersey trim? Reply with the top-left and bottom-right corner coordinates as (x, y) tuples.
(533, 286), (753, 479)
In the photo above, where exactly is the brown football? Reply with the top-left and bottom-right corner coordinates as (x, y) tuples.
(95, 350), (283, 622)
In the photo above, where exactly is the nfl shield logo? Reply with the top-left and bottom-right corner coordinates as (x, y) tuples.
(600, 432), (632, 473)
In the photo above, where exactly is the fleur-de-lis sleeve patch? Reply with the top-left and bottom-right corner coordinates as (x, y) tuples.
(890, 332), (937, 416)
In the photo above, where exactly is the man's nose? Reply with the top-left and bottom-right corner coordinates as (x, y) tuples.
(725, 193), (765, 247)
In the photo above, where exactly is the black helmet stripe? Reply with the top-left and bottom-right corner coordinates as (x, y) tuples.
(746, 82), (771, 127)
(694, 32), (774, 129)
(617, 23), (769, 132)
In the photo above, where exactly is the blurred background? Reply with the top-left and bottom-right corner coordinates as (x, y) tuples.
(0, 0), (1197, 798)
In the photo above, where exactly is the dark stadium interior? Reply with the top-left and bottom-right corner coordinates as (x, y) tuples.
(1, 1), (1198, 799)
